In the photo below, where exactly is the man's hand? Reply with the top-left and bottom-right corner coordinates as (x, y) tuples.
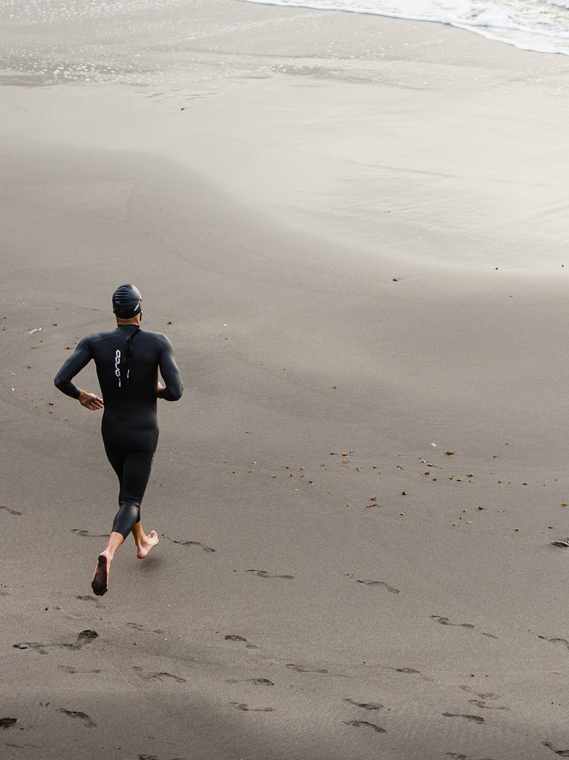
(157, 381), (164, 393)
(78, 390), (104, 410)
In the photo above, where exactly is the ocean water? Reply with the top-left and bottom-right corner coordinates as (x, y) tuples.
(237, 0), (569, 55)
(3, 0), (569, 59)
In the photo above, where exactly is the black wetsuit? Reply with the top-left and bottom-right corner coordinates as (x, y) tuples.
(54, 325), (183, 537)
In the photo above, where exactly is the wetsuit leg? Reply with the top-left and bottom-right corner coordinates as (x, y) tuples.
(103, 427), (158, 539)
(111, 500), (140, 538)
(103, 443), (126, 505)
(110, 450), (156, 537)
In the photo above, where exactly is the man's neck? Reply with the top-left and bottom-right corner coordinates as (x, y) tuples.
(116, 317), (141, 326)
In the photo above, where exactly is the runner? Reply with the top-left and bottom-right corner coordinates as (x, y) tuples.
(54, 284), (183, 595)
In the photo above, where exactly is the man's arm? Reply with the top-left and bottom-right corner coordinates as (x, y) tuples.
(156, 338), (183, 402)
(54, 340), (104, 410)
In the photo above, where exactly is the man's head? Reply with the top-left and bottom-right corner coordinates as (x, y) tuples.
(112, 284), (142, 324)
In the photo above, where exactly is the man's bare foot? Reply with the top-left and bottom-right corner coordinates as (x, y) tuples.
(136, 530), (159, 559)
(92, 554), (109, 596)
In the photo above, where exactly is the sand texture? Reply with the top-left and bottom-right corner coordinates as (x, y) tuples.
(2, 2), (569, 758)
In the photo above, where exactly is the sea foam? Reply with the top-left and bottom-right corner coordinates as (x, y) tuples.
(235, 0), (569, 55)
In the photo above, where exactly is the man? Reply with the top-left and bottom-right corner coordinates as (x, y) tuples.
(54, 284), (183, 596)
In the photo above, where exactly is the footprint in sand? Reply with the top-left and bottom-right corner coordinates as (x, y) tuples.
(76, 595), (105, 610)
(230, 702), (275, 713)
(467, 700), (509, 711)
(132, 667), (186, 683)
(58, 666), (102, 674)
(126, 623), (165, 635)
(0, 506), (22, 516)
(286, 663), (329, 674)
(460, 686), (499, 700)
(356, 580), (399, 594)
(543, 741), (569, 757)
(5, 744), (41, 750)
(344, 699), (385, 711)
(539, 636), (569, 650)
(226, 678), (274, 686)
(395, 668), (434, 683)
(77, 629), (97, 638)
(13, 641), (48, 654)
(225, 634), (258, 648)
(442, 713), (484, 724)
(0, 718), (17, 729)
(246, 570), (294, 580)
(147, 672), (186, 684)
(58, 709), (96, 728)
(345, 720), (386, 733)
(170, 538), (215, 553)
(432, 616), (475, 629)
(14, 629), (98, 654)
(138, 756), (186, 760)
(446, 755), (495, 760)
(72, 529), (109, 538)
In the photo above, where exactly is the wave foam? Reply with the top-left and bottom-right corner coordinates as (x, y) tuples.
(235, 0), (569, 55)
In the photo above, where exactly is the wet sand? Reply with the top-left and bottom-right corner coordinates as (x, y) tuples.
(2, 2), (569, 758)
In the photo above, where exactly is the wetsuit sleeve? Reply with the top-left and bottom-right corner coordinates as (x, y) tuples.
(54, 339), (92, 399)
(157, 338), (183, 401)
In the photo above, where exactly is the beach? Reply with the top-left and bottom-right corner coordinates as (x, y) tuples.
(3, 1), (569, 757)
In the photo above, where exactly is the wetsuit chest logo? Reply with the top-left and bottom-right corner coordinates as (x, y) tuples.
(115, 349), (121, 387)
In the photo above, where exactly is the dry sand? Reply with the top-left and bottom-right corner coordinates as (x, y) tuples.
(3, 2), (569, 758)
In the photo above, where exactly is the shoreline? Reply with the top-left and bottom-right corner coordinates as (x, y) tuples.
(3, 4), (569, 272)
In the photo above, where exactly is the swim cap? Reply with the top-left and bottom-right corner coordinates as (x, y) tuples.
(112, 284), (142, 318)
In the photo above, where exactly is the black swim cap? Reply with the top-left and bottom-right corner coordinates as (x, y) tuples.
(112, 284), (142, 318)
